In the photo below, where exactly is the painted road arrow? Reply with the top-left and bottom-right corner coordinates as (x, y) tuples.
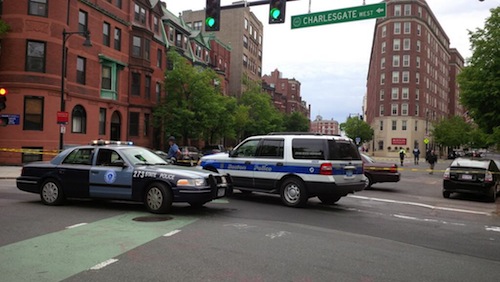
(291, 2), (387, 29)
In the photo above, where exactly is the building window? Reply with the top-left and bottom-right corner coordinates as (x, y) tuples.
(418, 7), (422, 17)
(116, 0), (122, 8)
(129, 112), (139, 136)
(378, 141), (384, 150)
(26, 40), (46, 73)
(71, 105), (86, 133)
(402, 104), (408, 116)
(131, 73), (141, 96)
(415, 120), (418, 131)
(402, 88), (409, 99)
(244, 18), (248, 29)
(415, 104), (420, 116)
(394, 5), (401, 16)
(415, 89), (420, 100)
(417, 24), (421, 36)
(392, 55), (400, 67)
(379, 105), (384, 116)
(76, 56), (86, 84)
(156, 82), (161, 103)
(99, 108), (106, 135)
(243, 35), (248, 48)
(157, 49), (162, 68)
(144, 39), (150, 60)
(404, 22), (411, 34)
(23, 96), (44, 131)
(403, 38), (411, 50)
(392, 120), (397, 130)
(78, 10), (88, 33)
(381, 25), (386, 37)
(28, 0), (48, 17)
(393, 39), (400, 51)
(392, 71), (399, 83)
(103, 22), (110, 47)
(381, 42), (386, 53)
(380, 89), (385, 101)
(416, 56), (420, 68)
(403, 55), (410, 67)
(404, 4), (411, 16)
(416, 72), (420, 84)
(193, 21), (202, 30)
(391, 88), (399, 100)
(402, 120), (407, 130)
(145, 75), (151, 99)
(391, 104), (398, 116)
(416, 40), (421, 52)
(154, 17), (159, 32)
(381, 57), (385, 69)
(133, 36), (141, 57)
(114, 28), (121, 51)
(102, 65), (112, 90)
(402, 71), (410, 83)
(379, 120), (384, 131)
(394, 22), (401, 34)
(243, 55), (248, 67)
(134, 4), (146, 23)
(144, 113), (150, 136)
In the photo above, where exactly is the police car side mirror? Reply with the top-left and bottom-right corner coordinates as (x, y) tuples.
(228, 150), (237, 157)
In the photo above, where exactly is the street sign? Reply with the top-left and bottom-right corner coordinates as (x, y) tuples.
(355, 137), (361, 144)
(0, 114), (20, 125)
(291, 2), (387, 29)
(57, 111), (69, 124)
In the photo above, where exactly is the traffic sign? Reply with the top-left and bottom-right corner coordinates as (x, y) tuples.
(57, 111), (69, 124)
(291, 2), (386, 29)
(355, 137), (361, 144)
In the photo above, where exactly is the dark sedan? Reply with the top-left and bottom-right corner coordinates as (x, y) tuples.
(443, 158), (500, 202)
(16, 140), (232, 213)
(361, 153), (400, 189)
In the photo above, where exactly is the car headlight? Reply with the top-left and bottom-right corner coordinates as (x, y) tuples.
(177, 178), (206, 187)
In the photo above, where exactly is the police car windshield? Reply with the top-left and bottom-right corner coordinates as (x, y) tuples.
(121, 147), (167, 165)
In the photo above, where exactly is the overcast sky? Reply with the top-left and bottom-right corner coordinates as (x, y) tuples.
(165, 0), (499, 122)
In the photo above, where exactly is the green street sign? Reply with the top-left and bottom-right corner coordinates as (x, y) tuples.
(291, 2), (387, 29)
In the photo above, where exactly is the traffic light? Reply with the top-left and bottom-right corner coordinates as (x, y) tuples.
(205, 0), (221, 32)
(269, 0), (286, 24)
(0, 116), (8, 126)
(0, 87), (7, 112)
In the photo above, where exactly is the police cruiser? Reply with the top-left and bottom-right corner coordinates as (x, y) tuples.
(198, 133), (365, 207)
(16, 140), (232, 213)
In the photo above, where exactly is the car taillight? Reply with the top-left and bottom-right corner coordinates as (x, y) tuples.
(443, 168), (450, 180)
(320, 163), (333, 175)
(485, 171), (493, 182)
(390, 164), (397, 173)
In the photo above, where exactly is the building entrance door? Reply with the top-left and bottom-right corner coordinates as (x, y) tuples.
(110, 111), (121, 141)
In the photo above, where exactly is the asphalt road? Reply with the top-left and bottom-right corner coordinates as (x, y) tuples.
(1, 167), (500, 282)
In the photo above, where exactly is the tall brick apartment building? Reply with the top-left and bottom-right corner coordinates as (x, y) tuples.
(365, 0), (464, 157)
(0, 0), (230, 164)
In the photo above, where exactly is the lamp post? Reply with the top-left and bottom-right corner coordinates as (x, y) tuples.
(59, 29), (92, 150)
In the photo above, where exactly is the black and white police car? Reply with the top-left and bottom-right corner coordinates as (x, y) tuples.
(16, 140), (232, 213)
(198, 133), (365, 207)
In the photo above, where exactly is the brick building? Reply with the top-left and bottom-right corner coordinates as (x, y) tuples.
(310, 115), (340, 136)
(365, 0), (464, 157)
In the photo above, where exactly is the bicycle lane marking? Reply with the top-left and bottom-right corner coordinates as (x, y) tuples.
(0, 212), (197, 282)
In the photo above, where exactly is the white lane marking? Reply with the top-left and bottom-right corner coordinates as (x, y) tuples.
(163, 230), (181, 237)
(223, 223), (256, 230)
(266, 231), (291, 239)
(65, 223), (88, 229)
(485, 226), (500, 232)
(393, 214), (465, 226)
(349, 195), (491, 216)
(90, 259), (118, 270)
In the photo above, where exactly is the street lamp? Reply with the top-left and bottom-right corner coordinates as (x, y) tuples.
(59, 29), (92, 150)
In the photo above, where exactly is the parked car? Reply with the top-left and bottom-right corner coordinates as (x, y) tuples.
(16, 140), (232, 213)
(201, 144), (226, 156)
(198, 133), (365, 207)
(177, 146), (201, 166)
(443, 157), (500, 202)
(360, 153), (400, 189)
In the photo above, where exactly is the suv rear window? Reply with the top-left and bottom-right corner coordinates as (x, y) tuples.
(328, 140), (361, 160)
(291, 139), (360, 160)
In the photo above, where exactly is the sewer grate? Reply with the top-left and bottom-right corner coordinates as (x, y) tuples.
(132, 216), (173, 222)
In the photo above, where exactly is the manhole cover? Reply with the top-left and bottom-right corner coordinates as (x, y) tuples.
(132, 216), (173, 222)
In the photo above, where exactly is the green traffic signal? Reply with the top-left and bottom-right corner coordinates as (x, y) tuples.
(270, 8), (281, 19)
(206, 17), (216, 28)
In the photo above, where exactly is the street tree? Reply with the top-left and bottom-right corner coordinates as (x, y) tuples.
(457, 7), (500, 135)
(283, 112), (310, 132)
(340, 116), (374, 145)
(431, 116), (472, 148)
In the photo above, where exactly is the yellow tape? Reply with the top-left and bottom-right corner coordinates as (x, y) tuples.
(364, 166), (500, 175)
(0, 148), (59, 156)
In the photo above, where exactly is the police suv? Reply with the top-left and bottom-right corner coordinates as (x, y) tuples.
(198, 133), (365, 207)
(16, 140), (232, 214)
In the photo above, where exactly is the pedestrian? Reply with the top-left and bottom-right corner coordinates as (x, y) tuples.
(427, 149), (438, 174)
(167, 136), (181, 161)
(399, 147), (406, 166)
(412, 147), (421, 165)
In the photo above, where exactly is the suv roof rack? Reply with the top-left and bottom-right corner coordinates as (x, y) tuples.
(267, 132), (324, 136)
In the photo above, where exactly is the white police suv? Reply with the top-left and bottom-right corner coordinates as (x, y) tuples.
(198, 133), (365, 207)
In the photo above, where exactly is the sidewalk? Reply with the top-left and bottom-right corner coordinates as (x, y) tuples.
(0, 166), (22, 179)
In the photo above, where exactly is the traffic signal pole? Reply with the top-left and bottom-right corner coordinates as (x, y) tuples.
(219, 0), (299, 10)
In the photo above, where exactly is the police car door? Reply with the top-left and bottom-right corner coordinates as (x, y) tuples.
(253, 138), (285, 191)
(89, 148), (133, 199)
(226, 138), (261, 188)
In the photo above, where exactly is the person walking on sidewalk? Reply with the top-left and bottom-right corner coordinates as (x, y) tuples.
(399, 148), (406, 166)
(412, 147), (421, 165)
(427, 150), (438, 174)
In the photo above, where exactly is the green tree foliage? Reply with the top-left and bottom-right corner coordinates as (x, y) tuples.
(457, 7), (500, 135)
(0, 20), (10, 36)
(340, 116), (374, 144)
(431, 116), (472, 147)
(283, 111), (310, 132)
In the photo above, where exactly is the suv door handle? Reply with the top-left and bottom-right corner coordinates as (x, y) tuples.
(245, 161), (251, 164)
(276, 162), (283, 166)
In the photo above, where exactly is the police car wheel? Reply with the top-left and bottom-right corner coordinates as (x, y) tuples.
(144, 182), (172, 214)
(317, 195), (341, 205)
(280, 178), (307, 207)
(40, 178), (65, 206)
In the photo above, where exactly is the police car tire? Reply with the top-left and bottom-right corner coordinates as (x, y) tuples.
(318, 195), (342, 205)
(40, 178), (65, 206)
(280, 177), (308, 207)
(144, 182), (172, 214)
